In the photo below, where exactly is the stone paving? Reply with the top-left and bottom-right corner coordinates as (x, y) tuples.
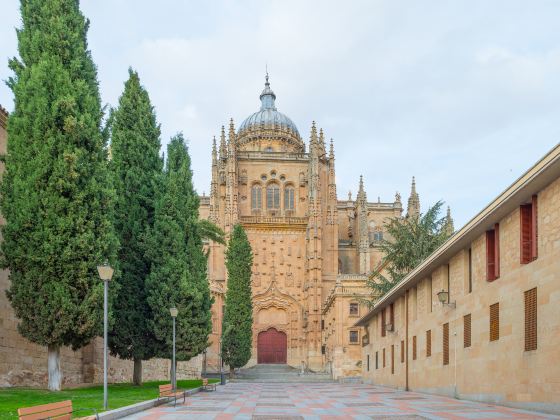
(122, 382), (558, 420)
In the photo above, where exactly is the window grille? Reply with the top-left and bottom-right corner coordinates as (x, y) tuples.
(284, 186), (295, 210)
(524, 288), (537, 351)
(266, 184), (280, 209)
(251, 185), (262, 210)
(490, 302), (500, 342)
(464, 314), (471, 348)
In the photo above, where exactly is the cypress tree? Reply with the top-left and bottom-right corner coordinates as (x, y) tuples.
(1, 0), (117, 391)
(222, 224), (253, 377)
(108, 69), (163, 385)
(146, 134), (213, 378)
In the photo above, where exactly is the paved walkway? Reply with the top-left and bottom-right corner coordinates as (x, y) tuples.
(123, 382), (557, 420)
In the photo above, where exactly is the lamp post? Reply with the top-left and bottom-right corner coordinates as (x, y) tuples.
(97, 263), (114, 411)
(170, 307), (178, 390)
(219, 334), (225, 385)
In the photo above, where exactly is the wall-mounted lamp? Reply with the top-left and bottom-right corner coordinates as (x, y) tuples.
(437, 289), (456, 308)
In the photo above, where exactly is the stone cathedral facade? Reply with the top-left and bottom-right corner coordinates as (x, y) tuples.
(199, 76), (429, 378)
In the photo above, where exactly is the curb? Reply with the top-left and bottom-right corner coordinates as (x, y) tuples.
(97, 384), (220, 419)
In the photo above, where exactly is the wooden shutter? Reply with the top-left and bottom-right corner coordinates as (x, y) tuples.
(401, 340), (404, 363)
(391, 345), (395, 374)
(524, 288), (537, 351)
(520, 204), (533, 264)
(426, 330), (431, 357)
(383, 348), (386, 368)
(464, 314), (471, 348)
(381, 309), (386, 337)
(490, 302), (500, 341)
(412, 336), (417, 360)
(443, 323), (449, 365)
(486, 224), (500, 281)
(486, 230), (496, 281)
(468, 248), (472, 293)
(375, 351), (378, 369)
(389, 303), (395, 326)
(494, 223), (500, 278)
(532, 195), (538, 260)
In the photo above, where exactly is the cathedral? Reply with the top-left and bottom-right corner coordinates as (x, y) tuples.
(199, 75), (432, 378)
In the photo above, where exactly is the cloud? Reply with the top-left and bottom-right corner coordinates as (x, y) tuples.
(1, 0), (559, 228)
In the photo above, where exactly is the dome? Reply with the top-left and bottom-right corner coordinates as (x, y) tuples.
(238, 75), (300, 137)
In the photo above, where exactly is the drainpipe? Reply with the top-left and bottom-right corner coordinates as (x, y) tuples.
(405, 290), (409, 391)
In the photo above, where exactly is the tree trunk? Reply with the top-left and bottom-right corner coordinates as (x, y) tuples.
(230, 366), (235, 379)
(133, 358), (142, 386)
(47, 344), (62, 391)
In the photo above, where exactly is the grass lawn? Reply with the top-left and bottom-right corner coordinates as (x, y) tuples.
(0, 378), (219, 418)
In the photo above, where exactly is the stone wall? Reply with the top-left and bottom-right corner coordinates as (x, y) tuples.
(0, 258), (201, 388)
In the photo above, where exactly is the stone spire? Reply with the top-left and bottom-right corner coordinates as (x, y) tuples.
(219, 125), (227, 160)
(357, 175), (367, 205)
(327, 138), (337, 225)
(319, 128), (326, 156)
(209, 136), (219, 223)
(310, 121), (318, 149)
(357, 175), (369, 274)
(211, 136), (218, 164)
(218, 125), (227, 185)
(228, 118), (236, 157)
(225, 118), (238, 229)
(406, 176), (420, 218)
(444, 206), (455, 236)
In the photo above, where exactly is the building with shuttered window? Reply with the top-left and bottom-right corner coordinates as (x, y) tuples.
(355, 144), (560, 415)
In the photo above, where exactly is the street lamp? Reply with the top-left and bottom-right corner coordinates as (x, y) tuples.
(170, 307), (178, 391)
(437, 289), (456, 309)
(97, 263), (114, 411)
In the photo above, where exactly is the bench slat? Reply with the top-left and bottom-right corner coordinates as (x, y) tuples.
(20, 406), (72, 420)
(18, 400), (72, 416)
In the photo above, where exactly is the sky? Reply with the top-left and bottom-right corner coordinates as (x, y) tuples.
(1, 0), (559, 229)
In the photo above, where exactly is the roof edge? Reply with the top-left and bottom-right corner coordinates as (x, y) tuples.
(355, 142), (560, 327)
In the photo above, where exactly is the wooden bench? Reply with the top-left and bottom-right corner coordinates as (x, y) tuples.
(18, 400), (98, 420)
(201, 377), (216, 391)
(158, 383), (186, 407)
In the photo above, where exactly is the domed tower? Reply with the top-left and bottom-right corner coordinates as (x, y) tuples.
(237, 74), (305, 153)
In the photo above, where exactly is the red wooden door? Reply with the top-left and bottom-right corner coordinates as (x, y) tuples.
(257, 328), (287, 364)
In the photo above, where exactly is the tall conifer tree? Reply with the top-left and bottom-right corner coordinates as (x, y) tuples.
(146, 134), (213, 375)
(108, 69), (163, 385)
(221, 224), (253, 377)
(1, 0), (117, 391)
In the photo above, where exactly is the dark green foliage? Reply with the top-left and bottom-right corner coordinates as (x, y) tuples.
(146, 134), (214, 361)
(108, 69), (163, 372)
(1, 0), (117, 352)
(221, 224), (253, 371)
(367, 201), (450, 300)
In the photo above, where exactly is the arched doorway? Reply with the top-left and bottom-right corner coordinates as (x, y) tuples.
(257, 328), (287, 364)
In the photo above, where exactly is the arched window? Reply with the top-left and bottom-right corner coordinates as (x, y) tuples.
(284, 186), (295, 210)
(267, 184), (280, 209)
(251, 185), (262, 210)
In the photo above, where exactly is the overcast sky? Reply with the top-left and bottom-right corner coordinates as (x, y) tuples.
(1, 0), (559, 229)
